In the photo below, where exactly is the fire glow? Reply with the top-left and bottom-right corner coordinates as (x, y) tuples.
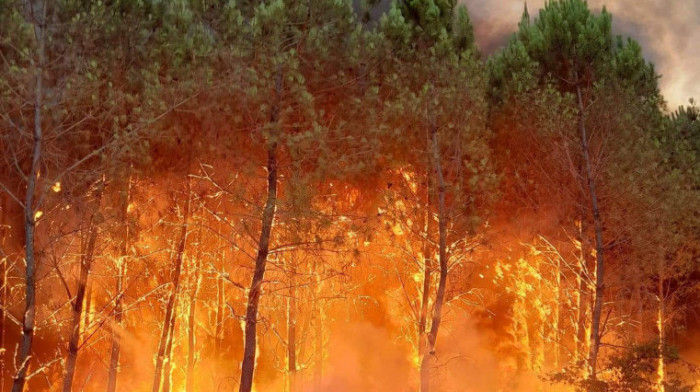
(0, 0), (698, 392)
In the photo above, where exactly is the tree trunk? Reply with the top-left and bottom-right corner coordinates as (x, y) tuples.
(313, 278), (323, 392)
(186, 222), (203, 392)
(296, 295), (312, 392)
(0, 195), (8, 391)
(152, 187), (191, 392)
(63, 184), (103, 392)
(420, 120), (448, 392)
(657, 254), (666, 392)
(215, 248), (225, 358)
(573, 218), (589, 370)
(239, 67), (281, 392)
(107, 177), (132, 392)
(162, 309), (177, 392)
(82, 283), (93, 335)
(634, 281), (644, 342)
(418, 196), (432, 391)
(12, 3), (46, 389)
(239, 140), (278, 392)
(553, 251), (561, 369)
(534, 262), (545, 374)
(577, 85), (606, 382)
(287, 277), (297, 392)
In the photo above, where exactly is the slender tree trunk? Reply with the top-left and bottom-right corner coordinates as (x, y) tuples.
(553, 252), (561, 369)
(12, 3), (46, 389)
(107, 251), (127, 392)
(576, 85), (606, 382)
(0, 195), (7, 391)
(418, 194), (432, 391)
(213, 221), (226, 358)
(574, 218), (589, 370)
(573, 274), (583, 363)
(215, 248), (225, 357)
(186, 222), (203, 392)
(239, 140), (278, 392)
(313, 278), (323, 392)
(287, 274), (297, 392)
(63, 184), (104, 392)
(657, 254), (666, 392)
(420, 120), (448, 392)
(297, 295), (312, 392)
(82, 283), (93, 334)
(153, 187), (191, 392)
(162, 310), (177, 392)
(534, 262), (545, 374)
(239, 67), (281, 392)
(108, 177), (132, 392)
(635, 281), (644, 341)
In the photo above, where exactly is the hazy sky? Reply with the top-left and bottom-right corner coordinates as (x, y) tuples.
(464, 0), (700, 109)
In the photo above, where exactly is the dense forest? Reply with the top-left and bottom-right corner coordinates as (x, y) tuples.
(0, 0), (698, 391)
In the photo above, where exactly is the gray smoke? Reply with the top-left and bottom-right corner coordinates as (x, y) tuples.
(463, 0), (700, 109)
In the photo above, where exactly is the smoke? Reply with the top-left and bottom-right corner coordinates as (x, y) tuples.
(312, 318), (541, 392)
(317, 323), (414, 391)
(463, 0), (700, 109)
(360, 0), (698, 108)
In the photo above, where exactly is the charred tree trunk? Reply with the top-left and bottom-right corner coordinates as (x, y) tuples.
(12, 3), (46, 389)
(420, 118), (448, 392)
(238, 67), (281, 392)
(576, 84), (606, 382)
(239, 140), (278, 392)
(63, 183), (104, 392)
(107, 177), (132, 392)
(152, 186), (191, 392)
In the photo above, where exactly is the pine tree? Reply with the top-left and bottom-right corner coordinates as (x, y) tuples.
(380, 2), (496, 390)
(489, 0), (665, 388)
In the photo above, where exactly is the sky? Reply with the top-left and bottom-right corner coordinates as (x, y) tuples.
(464, 0), (700, 109)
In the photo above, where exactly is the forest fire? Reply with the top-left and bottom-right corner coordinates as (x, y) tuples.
(0, 0), (699, 391)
